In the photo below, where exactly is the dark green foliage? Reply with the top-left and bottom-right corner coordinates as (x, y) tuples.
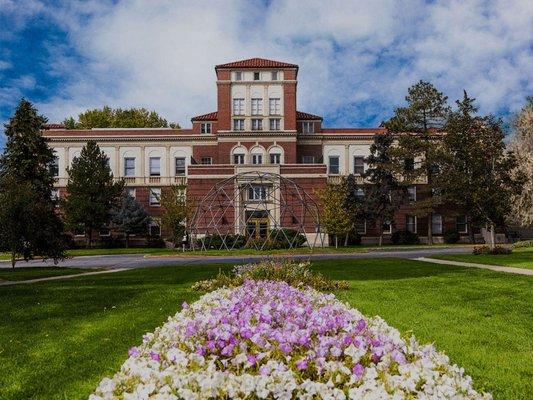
(63, 106), (180, 129)
(0, 99), (67, 267)
(472, 245), (512, 255)
(111, 193), (151, 247)
(384, 81), (450, 244)
(443, 230), (461, 244)
(391, 230), (420, 245)
(62, 141), (124, 248)
(146, 236), (166, 248)
(197, 234), (246, 249)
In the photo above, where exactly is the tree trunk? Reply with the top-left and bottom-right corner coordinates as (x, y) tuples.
(427, 213), (433, 245)
(468, 222), (475, 244)
(335, 235), (338, 248)
(344, 233), (349, 246)
(378, 222), (383, 246)
(11, 251), (16, 269)
(125, 234), (130, 248)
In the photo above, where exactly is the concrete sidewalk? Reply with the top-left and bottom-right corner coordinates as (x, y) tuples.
(415, 257), (533, 276)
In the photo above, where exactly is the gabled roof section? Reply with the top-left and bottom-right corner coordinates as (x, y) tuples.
(216, 58), (298, 69)
(296, 111), (323, 121)
(191, 111), (218, 121)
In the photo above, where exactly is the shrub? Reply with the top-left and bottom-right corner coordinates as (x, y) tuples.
(473, 245), (512, 255)
(197, 234), (246, 249)
(146, 235), (165, 248)
(91, 281), (491, 400)
(391, 229), (420, 245)
(192, 260), (349, 292)
(444, 230), (461, 244)
(512, 240), (533, 249)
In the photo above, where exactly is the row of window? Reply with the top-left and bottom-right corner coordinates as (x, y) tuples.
(327, 156), (366, 175)
(233, 153), (281, 165)
(234, 71), (280, 81)
(232, 118), (282, 131)
(405, 215), (468, 234)
(232, 98), (282, 116)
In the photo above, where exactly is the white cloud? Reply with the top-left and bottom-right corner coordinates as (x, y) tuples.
(3, 0), (533, 131)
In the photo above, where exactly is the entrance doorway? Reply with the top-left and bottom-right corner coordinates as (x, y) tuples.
(245, 210), (269, 239)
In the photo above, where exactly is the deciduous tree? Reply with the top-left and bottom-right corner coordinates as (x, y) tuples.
(316, 181), (352, 248)
(0, 99), (66, 267)
(111, 193), (151, 248)
(160, 185), (195, 246)
(62, 140), (124, 248)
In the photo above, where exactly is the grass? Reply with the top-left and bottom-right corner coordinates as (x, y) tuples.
(431, 247), (533, 269)
(0, 267), (97, 282)
(0, 243), (466, 261)
(0, 259), (531, 399)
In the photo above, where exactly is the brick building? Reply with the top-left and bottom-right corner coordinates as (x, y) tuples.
(43, 58), (472, 245)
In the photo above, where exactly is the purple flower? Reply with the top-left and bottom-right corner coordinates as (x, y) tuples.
(356, 319), (366, 332)
(128, 347), (140, 357)
(352, 363), (365, 377)
(247, 355), (257, 365)
(182, 301), (189, 310)
(296, 358), (309, 370)
(150, 351), (160, 362)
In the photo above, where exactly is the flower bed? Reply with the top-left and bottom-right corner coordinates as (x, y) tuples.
(91, 280), (490, 399)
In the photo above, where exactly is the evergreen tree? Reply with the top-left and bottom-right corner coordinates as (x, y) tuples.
(160, 185), (194, 246)
(62, 140), (124, 248)
(344, 174), (366, 245)
(384, 80), (450, 244)
(442, 92), (525, 247)
(316, 181), (352, 248)
(0, 99), (66, 267)
(63, 106), (180, 129)
(111, 192), (151, 248)
(363, 133), (407, 245)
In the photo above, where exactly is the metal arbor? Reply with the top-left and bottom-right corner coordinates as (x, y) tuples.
(189, 171), (324, 250)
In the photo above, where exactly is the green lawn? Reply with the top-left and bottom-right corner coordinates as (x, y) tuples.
(431, 247), (533, 269)
(0, 267), (95, 282)
(0, 259), (531, 399)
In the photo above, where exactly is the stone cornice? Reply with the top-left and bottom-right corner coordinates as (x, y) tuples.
(44, 135), (216, 143)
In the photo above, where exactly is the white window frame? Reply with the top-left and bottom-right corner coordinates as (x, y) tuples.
(201, 157), (212, 165)
(50, 156), (59, 177)
(149, 222), (161, 236)
(271, 71), (278, 81)
(233, 98), (245, 115)
(252, 154), (263, 165)
(233, 154), (245, 165)
(253, 71), (260, 81)
(269, 118), (281, 131)
(99, 226), (111, 237)
(270, 153), (281, 164)
(302, 121), (314, 133)
(269, 98), (281, 115)
(251, 98), (263, 116)
(328, 156), (340, 175)
(406, 215), (417, 233)
(354, 156), (365, 175)
(355, 220), (367, 235)
(251, 118), (263, 131)
(149, 157), (161, 177)
(124, 157), (135, 177)
(175, 157), (186, 176)
(51, 189), (59, 202)
(408, 186), (417, 202)
(233, 119), (245, 131)
(382, 221), (393, 234)
(200, 123), (212, 134)
(235, 71), (242, 81)
(248, 185), (267, 201)
(456, 215), (468, 234)
(432, 214), (443, 235)
(302, 155), (315, 164)
(149, 188), (161, 206)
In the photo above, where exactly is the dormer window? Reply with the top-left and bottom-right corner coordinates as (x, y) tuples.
(201, 123), (212, 134)
(235, 71), (242, 81)
(253, 72), (260, 81)
(271, 71), (278, 80)
(302, 122), (314, 133)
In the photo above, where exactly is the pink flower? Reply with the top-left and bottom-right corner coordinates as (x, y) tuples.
(128, 347), (140, 357)
(150, 351), (160, 362)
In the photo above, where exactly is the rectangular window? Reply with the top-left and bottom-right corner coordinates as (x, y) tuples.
(252, 154), (263, 165)
(51, 189), (59, 201)
(233, 119), (245, 131)
(302, 122), (314, 133)
(149, 157), (161, 176)
(355, 220), (367, 234)
(124, 157), (135, 177)
(175, 157), (186, 176)
(355, 188), (365, 199)
(149, 188), (161, 206)
(383, 221), (392, 234)
(270, 153), (281, 164)
(149, 223), (161, 236)
(354, 156), (365, 175)
(50, 157), (59, 177)
(99, 226), (111, 237)
(269, 98), (281, 115)
(200, 123), (211, 134)
(271, 71), (278, 80)
(406, 215), (417, 233)
(253, 72), (260, 81)
(248, 186), (267, 201)
(302, 155), (315, 164)
(127, 188), (136, 198)
(235, 71), (242, 81)
(328, 156), (340, 174)
(432, 214), (443, 235)
(201, 157), (212, 165)
(269, 118), (281, 131)
(404, 157), (415, 172)
(408, 186), (417, 202)
(456, 215), (468, 233)
(233, 154), (245, 164)
(233, 98), (244, 115)
(251, 118), (263, 131)
(251, 98), (263, 115)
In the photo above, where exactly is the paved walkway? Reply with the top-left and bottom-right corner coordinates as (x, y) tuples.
(0, 268), (129, 286)
(415, 257), (533, 276)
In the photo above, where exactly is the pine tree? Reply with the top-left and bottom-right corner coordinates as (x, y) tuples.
(111, 193), (151, 248)
(344, 174), (366, 245)
(364, 133), (407, 245)
(62, 140), (124, 248)
(384, 80), (450, 244)
(0, 99), (66, 267)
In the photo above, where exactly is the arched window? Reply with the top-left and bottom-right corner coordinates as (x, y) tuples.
(268, 145), (284, 164)
(231, 146), (247, 165)
(250, 146), (265, 165)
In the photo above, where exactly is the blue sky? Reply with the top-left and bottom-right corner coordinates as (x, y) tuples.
(1, 0), (532, 148)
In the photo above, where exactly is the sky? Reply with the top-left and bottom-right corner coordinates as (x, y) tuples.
(0, 0), (532, 147)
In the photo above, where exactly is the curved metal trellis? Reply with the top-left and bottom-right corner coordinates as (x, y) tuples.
(189, 171), (324, 251)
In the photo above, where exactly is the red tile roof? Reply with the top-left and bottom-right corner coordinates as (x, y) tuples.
(216, 58), (298, 69)
(296, 111), (323, 121)
(321, 128), (387, 134)
(42, 123), (66, 130)
(191, 111), (218, 121)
